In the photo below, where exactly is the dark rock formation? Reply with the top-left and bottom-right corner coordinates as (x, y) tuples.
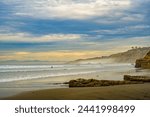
(135, 51), (150, 69)
(124, 75), (150, 82)
(69, 78), (142, 87)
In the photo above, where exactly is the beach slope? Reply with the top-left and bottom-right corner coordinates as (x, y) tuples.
(3, 83), (150, 100)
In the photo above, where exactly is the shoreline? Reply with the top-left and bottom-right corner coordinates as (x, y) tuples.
(0, 71), (150, 99)
(0, 63), (149, 100)
(2, 83), (150, 100)
(0, 70), (129, 98)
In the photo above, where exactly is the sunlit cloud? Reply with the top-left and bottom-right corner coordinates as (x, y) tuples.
(0, 51), (112, 61)
(0, 33), (84, 42)
(0, 36), (149, 61)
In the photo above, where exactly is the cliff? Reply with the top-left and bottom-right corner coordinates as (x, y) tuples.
(108, 47), (150, 63)
(68, 47), (150, 64)
(135, 51), (150, 69)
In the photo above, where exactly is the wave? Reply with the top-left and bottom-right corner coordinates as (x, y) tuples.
(0, 64), (135, 83)
(0, 71), (97, 83)
(0, 65), (65, 69)
(0, 64), (103, 72)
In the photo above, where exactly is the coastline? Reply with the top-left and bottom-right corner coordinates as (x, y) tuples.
(3, 83), (150, 100)
(0, 63), (149, 100)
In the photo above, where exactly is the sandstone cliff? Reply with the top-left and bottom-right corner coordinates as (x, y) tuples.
(135, 51), (150, 69)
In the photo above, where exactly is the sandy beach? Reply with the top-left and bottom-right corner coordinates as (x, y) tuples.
(3, 83), (150, 100)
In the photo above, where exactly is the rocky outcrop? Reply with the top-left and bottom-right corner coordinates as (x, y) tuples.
(69, 78), (142, 87)
(135, 51), (150, 69)
(124, 75), (150, 82)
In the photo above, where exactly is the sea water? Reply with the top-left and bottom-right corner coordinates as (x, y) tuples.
(0, 63), (150, 82)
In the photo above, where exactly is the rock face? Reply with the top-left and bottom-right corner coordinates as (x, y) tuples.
(135, 51), (150, 69)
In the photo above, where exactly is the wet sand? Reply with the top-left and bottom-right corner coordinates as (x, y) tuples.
(3, 83), (150, 100)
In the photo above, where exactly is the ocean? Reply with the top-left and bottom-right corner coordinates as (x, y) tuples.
(0, 63), (150, 82)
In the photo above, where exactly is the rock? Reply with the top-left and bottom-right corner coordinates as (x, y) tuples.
(69, 78), (142, 87)
(135, 51), (150, 69)
(124, 75), (150, 82)
(63, 82), (69, 84)
(135, 59), (150, 68)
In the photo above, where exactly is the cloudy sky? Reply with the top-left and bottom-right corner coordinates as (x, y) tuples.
(0, 0), (150, 61)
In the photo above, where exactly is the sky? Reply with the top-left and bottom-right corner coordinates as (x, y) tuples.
(0, 0), (150, 61)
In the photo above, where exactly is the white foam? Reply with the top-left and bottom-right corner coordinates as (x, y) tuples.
(0, 64), (135, 83)
(0, 70), (97, 83)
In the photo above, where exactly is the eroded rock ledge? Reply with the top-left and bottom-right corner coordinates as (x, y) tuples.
(69, 78), (143, 87)
(124, 75), (150, 82)
(68, 75), (150, 87)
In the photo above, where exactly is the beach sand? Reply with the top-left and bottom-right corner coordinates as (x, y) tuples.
(3, 83), (150, 100)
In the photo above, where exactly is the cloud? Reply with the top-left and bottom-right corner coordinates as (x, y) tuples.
(0, 50), (111, 61)
(91, 36), (150, 49)
(121, 14), (144, 22)
(93, 25), (150, 34)
(2, 0), (131, 20)
(0, 33), (85, 42)
(0, 0), (149, 61)
(0, 35), (149, 61)
(72, 36), (150, 52)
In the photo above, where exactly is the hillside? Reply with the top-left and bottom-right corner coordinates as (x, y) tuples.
(68, 47), (150, 64)
(109, 47), (150, 63)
